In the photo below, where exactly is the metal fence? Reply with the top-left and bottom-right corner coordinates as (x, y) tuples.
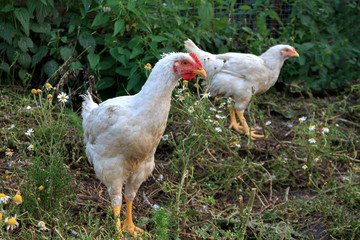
(214, 0), (293, 32)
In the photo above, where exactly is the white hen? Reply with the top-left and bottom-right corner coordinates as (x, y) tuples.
(81, 52), (206, 237)
(184, 39), (299, 139)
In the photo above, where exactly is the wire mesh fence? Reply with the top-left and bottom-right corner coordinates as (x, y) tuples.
(214, 0), (293, 33)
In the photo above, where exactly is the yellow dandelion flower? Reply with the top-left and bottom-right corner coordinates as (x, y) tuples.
(38, 186), (44, 191)
(36, 89), (42, 94)
(47, 94), (53, 99)
(182, 80), (188, 85)
(31, 89), (37, 94)
(0, 212), (2, 221)
(37, 197), (41, 201)
(13, 194), (23, 205)
(5, 175), (10, 180)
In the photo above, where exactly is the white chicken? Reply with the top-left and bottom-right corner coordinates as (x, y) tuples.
(184, 39), (299, 139)
(81, 52), (206, 237)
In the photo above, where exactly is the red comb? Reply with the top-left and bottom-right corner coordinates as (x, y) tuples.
(189, 53), (203, 68)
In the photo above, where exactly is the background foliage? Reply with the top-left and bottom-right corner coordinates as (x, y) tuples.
(0, 0), (359, 97)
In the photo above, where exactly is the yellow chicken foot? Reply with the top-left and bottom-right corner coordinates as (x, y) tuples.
(123, 196), (144, 237)
(112, 204), (124, 239)
(236, 111), (264, 139)
(228, 105), (243, 132)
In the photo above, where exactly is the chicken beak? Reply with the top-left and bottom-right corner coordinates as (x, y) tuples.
(193, 68), (207, 78)
(291, 50), (300, 57)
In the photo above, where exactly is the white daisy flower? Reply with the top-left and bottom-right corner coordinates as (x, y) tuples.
(322, 127), (330, 133)
(5, 215), (19, 231)
(161, 134), (169, 141)
(7, 124), (15, 130)
(215, 127), (222, 132)
(175, 94), (184, 102)
(227, 97), (233, 104)
(57, 92), (69, 103)
(215, 114), (226, 119)
(298, 116), (307, 123)
(0, 193), (11, 204)
(235, 143), (241, 148)
(191, 133), (198, 136)
(209, 107), (217, 112)
(309, 125), (315, 131)
(25, 128), (34, 136)
(188, 106), (195, 113)
(45, 83), (52, 90)
(26, 106), (31, 110)
(218, 102), (225, 108)
(265, 121), (272, 126)
(200, 92), (211, 99)
(186, 119), (191, 124)
(5, 151), (13, 157)
(308, 138), (316, 143)
(38, 221), (49, 231)
(27, 144), (34, 151)
(302, 164), (308, 170)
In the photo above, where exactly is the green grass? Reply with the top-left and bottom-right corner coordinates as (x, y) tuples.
(0, 82), (359, 239)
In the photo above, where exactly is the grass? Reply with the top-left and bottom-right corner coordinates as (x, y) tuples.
(0, 80), (359, 239)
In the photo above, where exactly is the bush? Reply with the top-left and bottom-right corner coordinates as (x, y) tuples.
(0, 0), (236, 98)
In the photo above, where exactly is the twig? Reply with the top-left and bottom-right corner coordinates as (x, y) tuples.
(333, 118), (360, 128)
(54, 228), (66, 240)
(308, 182), (360, 201)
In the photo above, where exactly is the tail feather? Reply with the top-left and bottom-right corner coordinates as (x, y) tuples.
(184, 39), (214, 63)
(81, 91), (98, 120)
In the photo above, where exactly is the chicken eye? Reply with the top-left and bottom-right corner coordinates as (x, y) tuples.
(182, 61), (188, 65)
(285, 49), (289, 52)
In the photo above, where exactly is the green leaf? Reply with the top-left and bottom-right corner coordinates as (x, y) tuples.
(87, 53), (100, 69)
(0, 23), (14, 44)
(113, 19), (125, 36)
(150, 35), (168, 42)
(36, 2), (52, 24)
(300, 42), (315, 51)
(116, 67), (130, 77)
(1, 4), (14, 12)
(0, 62), (10, 72)
(82, 0), (92, 15)
(70, 61), (82, 69)
(91, 12), (109, 27)
(18, 52), (31, 68)
(99, 56), (115, 70)
(198, 1), (213, 26)
(129, 48), (144, 59)
(128, 36), (142, 48)
(268, 9), (283, 25)
(79, 32), (96, 53)
(60, 47), (73, 61)
(32, 46), (48, 67)
(18, 68), (28, 80)
(96, 77), (115, 90)
(43, 60), (59, 77)
(14, 8), (30, 36)
(30, 22), (51, 33)
(126, 73), (140, 91)
(18, 37), (28, 52)
(110, 47), (127, 66)
(238, 5), (251, 10)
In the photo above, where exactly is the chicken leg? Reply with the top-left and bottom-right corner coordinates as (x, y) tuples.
(228, 105), (243, 132)
(113, 205), (122, 231)
(235, 111), (264, 139)
(123, 195), (144, 236)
